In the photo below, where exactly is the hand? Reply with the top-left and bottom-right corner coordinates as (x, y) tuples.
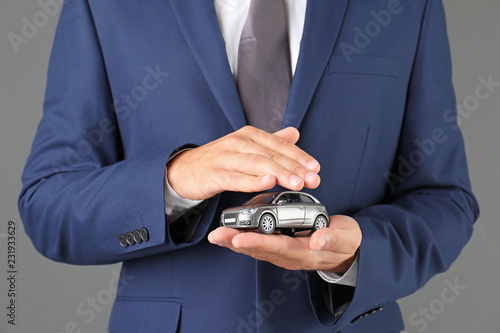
(167, 126), (321, 200)
(208, 215), (362, 274)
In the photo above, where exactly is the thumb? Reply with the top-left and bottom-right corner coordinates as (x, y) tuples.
(309, 227), (343, 252)
(309, 215), (362, 253)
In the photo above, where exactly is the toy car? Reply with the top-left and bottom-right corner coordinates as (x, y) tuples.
(220, 191), (328, 235)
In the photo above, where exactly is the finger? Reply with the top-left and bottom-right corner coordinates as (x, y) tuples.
(230, 146), (321, 189)
(230, 233), (342, 271)
(207, 227), (243, 245)
(219, 127), (320, 188)
(259, 132), (320, 173)
(309, 227), (343, 252)
(213, 230), (355, 271)
(215, 152), (317, 191)
(207, 170), (277, 194)
(232, 231), (305, 255)
(210, 150), (299, 190)
(208, 230), (282, 263)
(228, 247), (305, 270)
(239, 126), (321, 173)
(273, 127), (300, 144)
(309, 218), (361, 254)
(217, 237), (304, 269)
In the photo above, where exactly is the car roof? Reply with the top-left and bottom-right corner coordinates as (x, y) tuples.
(263, 191), (319, 202)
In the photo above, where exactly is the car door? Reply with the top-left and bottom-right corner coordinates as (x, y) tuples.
(276, 193), (305, 226)
(300, 194), (318, 226)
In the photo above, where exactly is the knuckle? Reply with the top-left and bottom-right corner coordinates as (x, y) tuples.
(214, 149), (230, 160)
(266, 149), (280, 161)
(273, 138), (288, 152)
(292, 165), (304, 176)
(224, 158), (239, 171)
(328, 235), (341, 250)
(241, 125), (257, 136)
(296, 151), (310, 162)
(248, 153), (264, 165)
(210, 151), (231, 169)
(225, 135), (244, 147)
(274, 168), (291, 181)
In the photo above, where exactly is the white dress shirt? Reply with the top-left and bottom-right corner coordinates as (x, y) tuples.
(164, 0), (358, 287)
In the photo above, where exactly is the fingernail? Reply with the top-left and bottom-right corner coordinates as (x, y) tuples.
(289, 175), (302, 186)
(306, 160), (319, 171)
(262, 175), (271, 182)
(319, 236), (327, 249)
(305, 172), (318, 184)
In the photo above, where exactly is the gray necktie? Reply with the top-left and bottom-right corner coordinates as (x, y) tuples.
(237, 0), (292, 133)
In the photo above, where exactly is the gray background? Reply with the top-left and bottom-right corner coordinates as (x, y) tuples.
(0, 0), (498, 332)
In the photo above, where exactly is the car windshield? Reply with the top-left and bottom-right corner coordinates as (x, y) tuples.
(244, 193), (276, 206)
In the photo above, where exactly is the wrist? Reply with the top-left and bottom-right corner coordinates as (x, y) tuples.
(165, 144), (198, 200)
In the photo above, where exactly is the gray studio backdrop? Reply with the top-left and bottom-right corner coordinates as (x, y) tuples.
(1, 0), (498, 332)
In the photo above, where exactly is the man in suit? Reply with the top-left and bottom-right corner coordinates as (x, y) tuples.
(19, 0), (479, 332)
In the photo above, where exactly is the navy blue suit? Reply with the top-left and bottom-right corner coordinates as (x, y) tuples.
(19, 0), (479, 332)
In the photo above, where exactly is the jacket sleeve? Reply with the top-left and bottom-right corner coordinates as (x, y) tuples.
(308, 0), (479, 329)
(18, 0), (219, 265)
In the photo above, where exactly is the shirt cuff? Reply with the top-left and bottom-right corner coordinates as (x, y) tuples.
(317, 254), (359, 287)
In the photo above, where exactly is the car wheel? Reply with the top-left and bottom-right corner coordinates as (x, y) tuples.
(258, 214), (276, 234)
(281, 228), (295, 237)
(312, 215), (328, 231)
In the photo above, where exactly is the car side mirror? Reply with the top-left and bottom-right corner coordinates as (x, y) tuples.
(277, 199), (286, 205)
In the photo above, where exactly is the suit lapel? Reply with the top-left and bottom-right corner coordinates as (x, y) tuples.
(282, 0), (349, 130)
(170, 0), (247, 131)
(170, 0), (349, 132)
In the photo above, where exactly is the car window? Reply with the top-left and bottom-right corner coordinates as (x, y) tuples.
(244, 193), (276, 205)
(300, 195), (315, 203)
(280, 193), (301, 204)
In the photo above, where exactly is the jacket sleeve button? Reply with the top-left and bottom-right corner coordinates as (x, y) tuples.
(140, 227), (150, 242)
(133, 230), (143, 244)
(125, 232), (136, 245)
(118, 234), (128, 247)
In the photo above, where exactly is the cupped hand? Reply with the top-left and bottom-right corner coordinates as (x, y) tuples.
(208, 215), (362, 275)
(167, 126), (321, 200)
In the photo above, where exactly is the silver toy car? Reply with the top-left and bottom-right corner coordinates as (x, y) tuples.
(220, 191), (328, 235)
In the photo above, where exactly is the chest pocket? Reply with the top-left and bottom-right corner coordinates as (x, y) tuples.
(328, 55), (401, 78)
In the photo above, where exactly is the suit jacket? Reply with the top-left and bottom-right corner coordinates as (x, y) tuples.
(19, 0), (479, 332)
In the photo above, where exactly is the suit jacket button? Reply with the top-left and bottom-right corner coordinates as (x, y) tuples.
(140, 227), (149, 242)
(351, 313), (368, 323)
(118, 234), (128, 247)
(351, 307), (383, 323)
(133, 230), (143, 244)
(125, 232), (135, 245)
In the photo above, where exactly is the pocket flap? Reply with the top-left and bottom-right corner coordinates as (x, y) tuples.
(108, 298), (181, 333)
(328, 56), (401, 77)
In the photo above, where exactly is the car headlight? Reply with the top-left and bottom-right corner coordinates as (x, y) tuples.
(240, 208), (257, 215)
